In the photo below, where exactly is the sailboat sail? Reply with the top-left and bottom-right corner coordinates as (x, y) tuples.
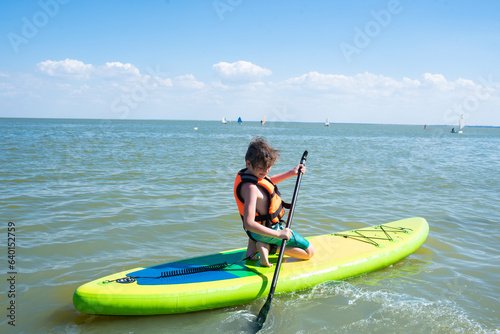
(459, 114), (465, 130)
(238, 117), (242, 124)
(261, 115), (266, 126)
(222, 117), (228, 124)
(325, 118), (330, 126)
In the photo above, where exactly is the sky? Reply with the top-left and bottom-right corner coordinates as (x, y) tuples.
(0, 0), (499, 126)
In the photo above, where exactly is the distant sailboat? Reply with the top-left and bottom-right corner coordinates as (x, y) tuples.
(238, 117), (242, 124)
(451, 114), (465, 134)
(458, 114), (465, 133)
(261, 115), (266, 126)
(325, 118), (330, 127)
(222, 117), (228, 124)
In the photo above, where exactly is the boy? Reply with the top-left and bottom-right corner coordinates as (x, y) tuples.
(234, 137), (315, 267)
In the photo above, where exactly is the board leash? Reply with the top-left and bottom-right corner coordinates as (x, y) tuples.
(103, 252), (259, 284)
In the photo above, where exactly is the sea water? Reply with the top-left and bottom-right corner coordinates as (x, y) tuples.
(1, 118), (499, 333)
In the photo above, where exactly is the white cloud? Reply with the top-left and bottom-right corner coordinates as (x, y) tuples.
(422, 73), (476, 91)
(455, 78), (476, 88)
(37, 59), (93, 78)
(423, 72), (451, 89)
(139, 75), (172, 89)
(423, 73), (491, 101)
(37, 59), (142, 81)
(99, 62), (141, 77)
(284, 72), (352, 90)
(401, 77), (422, 88)
(173, 74), (205, 89)
(282, 72), (422, 98)
(213, 61), (272, 83)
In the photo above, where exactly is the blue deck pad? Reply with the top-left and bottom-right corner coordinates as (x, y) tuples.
(127, 262), (242, 286)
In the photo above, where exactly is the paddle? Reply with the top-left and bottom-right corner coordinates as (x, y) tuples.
(250, 150), (308, 333)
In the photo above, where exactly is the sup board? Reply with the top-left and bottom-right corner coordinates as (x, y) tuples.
(73, 217), (428, 315)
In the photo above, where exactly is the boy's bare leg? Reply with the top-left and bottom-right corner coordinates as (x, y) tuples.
(246, 238), (259, 260)
(283, 244), (315, 260)
(256, 241), (273, 267)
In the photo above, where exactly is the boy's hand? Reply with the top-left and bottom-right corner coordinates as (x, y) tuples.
(293, 164), (306, 175)
(278, 228), (292, 241)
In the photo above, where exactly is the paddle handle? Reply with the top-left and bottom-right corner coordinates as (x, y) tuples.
(284, 150), (308, 229)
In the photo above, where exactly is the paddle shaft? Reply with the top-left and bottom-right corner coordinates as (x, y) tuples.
(267, 150), (307, 297)
(253, 150), (308, 331)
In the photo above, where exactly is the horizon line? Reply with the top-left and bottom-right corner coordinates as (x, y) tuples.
(0, 116), (498, 128)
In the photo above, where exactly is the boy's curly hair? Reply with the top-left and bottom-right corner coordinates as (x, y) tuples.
(245, 137), (280, 169)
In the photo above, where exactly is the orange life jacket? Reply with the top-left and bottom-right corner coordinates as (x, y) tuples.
(234, 168), (289, 227)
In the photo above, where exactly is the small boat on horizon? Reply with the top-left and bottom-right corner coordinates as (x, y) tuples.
(451, 114), (465, 134)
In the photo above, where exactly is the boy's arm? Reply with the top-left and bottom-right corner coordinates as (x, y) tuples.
(242, 183), (291, 240)
(269, 164), (305, 184)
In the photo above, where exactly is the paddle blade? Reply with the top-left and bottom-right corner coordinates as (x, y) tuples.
(250, 296), (273, 333)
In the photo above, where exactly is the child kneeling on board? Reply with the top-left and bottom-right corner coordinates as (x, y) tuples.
(234, 137), (315, 267)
